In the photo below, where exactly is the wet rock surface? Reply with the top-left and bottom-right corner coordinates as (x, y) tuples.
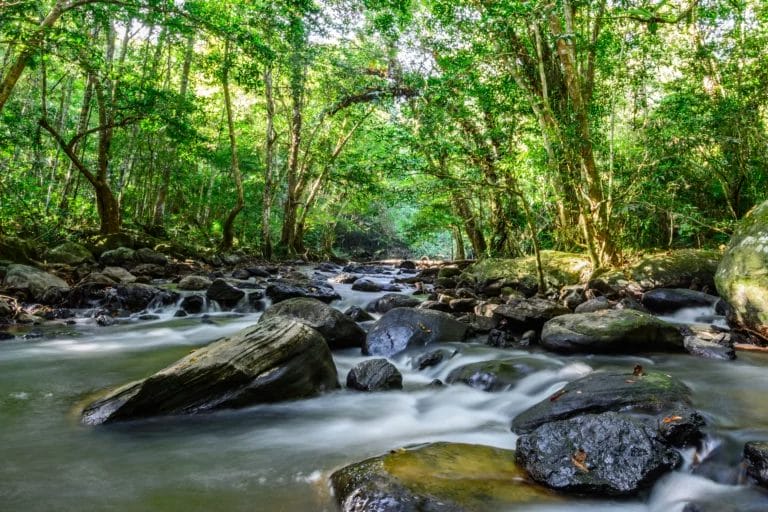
(511, 369), (692, 434)
(346, 358), (403, 391)
(516, 412), (681, 496)
(330, 442), (556, 512)
(81, 317), (339, 425)
(364, 307), (468, 356)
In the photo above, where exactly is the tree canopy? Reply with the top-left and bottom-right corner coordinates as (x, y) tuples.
(1, 0), (766, 263)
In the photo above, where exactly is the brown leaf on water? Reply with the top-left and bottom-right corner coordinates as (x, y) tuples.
(662, 415), (683, 424)
(549, 388), (567, 401)
(633, 364), (645, 376)
(571, 449), (589, 472)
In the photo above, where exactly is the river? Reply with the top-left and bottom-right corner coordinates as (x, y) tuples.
(1, 272), (767, 511)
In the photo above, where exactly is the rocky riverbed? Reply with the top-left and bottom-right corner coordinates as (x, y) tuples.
(2, 240), (768, 511)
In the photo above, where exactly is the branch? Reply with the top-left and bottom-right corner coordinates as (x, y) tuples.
(328, 85), (418, 116)
(65, 114), (142, 151)
(38, 116), (98, 187)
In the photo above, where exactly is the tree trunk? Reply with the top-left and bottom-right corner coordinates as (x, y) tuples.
(262, 65), (276, 259)
(220, 39), (244, 251)
(452, 225), (466, 261)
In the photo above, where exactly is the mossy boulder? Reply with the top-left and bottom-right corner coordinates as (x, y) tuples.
(511, 369), (692, 434)
(715, 200), (768, 341)
(44, 241), (95, 266)
(445, 358), (552, 392)
(540, 309), (684, 354)
(629, 249), (721, 291)
(0, 236), (40, 264)
(2, 264), (70, 302)
(463, 251), (592, 295)
(80, 317), (339, 425)
(330, 442), (557, 512)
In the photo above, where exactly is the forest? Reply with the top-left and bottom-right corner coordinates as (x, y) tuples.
(2, 0), (766, 264)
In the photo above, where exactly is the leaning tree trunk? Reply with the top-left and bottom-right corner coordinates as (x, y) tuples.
(262, 65), (276, 259)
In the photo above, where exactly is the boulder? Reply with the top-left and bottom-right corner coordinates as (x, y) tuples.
(630, 249), (721, 291)
(179, 294), (205, 314)
(0, 236), (40, 264)
(101, 266), (137, 284)
(99, 247), (136, 267)
(351, 277), (400, 292)
(540, 309), (684, 354)
(330, 442), (556, 512)
(446, 359), (545, 392)
(511, 369), (692, 434)
(414, 349), (448, 370)
(491, 297), (570, 333)
(2, 264), (69, 303)
(114, 283), (177, 312)
(365, 293), (420, 313)
(45, 242), (94, 265)
(206, 279), (245, 308)
(81, 318), (339, 425)
(463, 251), (591, 296)
(134, 247), (167, 266)
(265, 280), (340, 304)
(744, 441), (768, 487)
(516, 412), (681, 496)
(574, 296), (613, 313)
(715, 200), (768, 341)
(364, 308), (468, 356)
(178, 275), (212, 291)
(346, 359), (402, 391)
(259, 297), (365, 350)
(131, 263), (166, 278)
(642, 288), (720, 314)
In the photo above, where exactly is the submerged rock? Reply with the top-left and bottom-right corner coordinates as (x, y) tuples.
(511, 369), (692, 434)
(2, 264), (69, 303)
(446, 359), (545, 392)
(81, 317), (339, 425)
(346, 359), (402, 391)
(516, 412), (681, 496)
(330, 442), (556, 512)
(716, 200), (768, 342)
(259, 297), (365, 350)
(540, 309), (684, 354)
(364, 308), (468, 356)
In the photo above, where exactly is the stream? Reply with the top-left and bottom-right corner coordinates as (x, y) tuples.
(1, 270), (768, 511)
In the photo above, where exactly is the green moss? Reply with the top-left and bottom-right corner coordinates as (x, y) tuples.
(465, 251), (592, 289)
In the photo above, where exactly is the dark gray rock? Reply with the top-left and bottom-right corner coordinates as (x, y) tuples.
(346, 359), (402, 391)
(206, 279), (245, 308)
(642, 288), (720, 313)
(260, 297), (365, 350)
(364, 308), (468, 357)
(365, 293), (420, 313)
(540, 309), (684, 354)
(115, 283), (177, 312)
(180, 294), (205, 314)
(344, 305), (374, 322)
(134, 247), (167, 266)
(131, 263), (166, 278)
(516, 412), (681, 496)
(351, 277), (401, 292)
(492, 297), (570, 333)
(414, 350), (446, 370)
(100, 247), (136, 267)
(656, 406), (706, 447)
(511, 369), (692, 434)
(231, 269), (251, 280)
(574, 296), (613, 313)
(265, 280), (340, 304)
(744, 441), (768, 487)
(246, 266), (271, 278)
(3, 264), (70, 303)
(81, 318), (339, 425)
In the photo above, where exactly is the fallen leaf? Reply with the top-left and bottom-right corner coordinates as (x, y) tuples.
(571, 449), (589, 472)
(549, 388), (567, 401)
(662, 415), (683, 424)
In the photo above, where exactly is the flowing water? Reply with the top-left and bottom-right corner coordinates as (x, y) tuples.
(2, 274), (768, 511)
